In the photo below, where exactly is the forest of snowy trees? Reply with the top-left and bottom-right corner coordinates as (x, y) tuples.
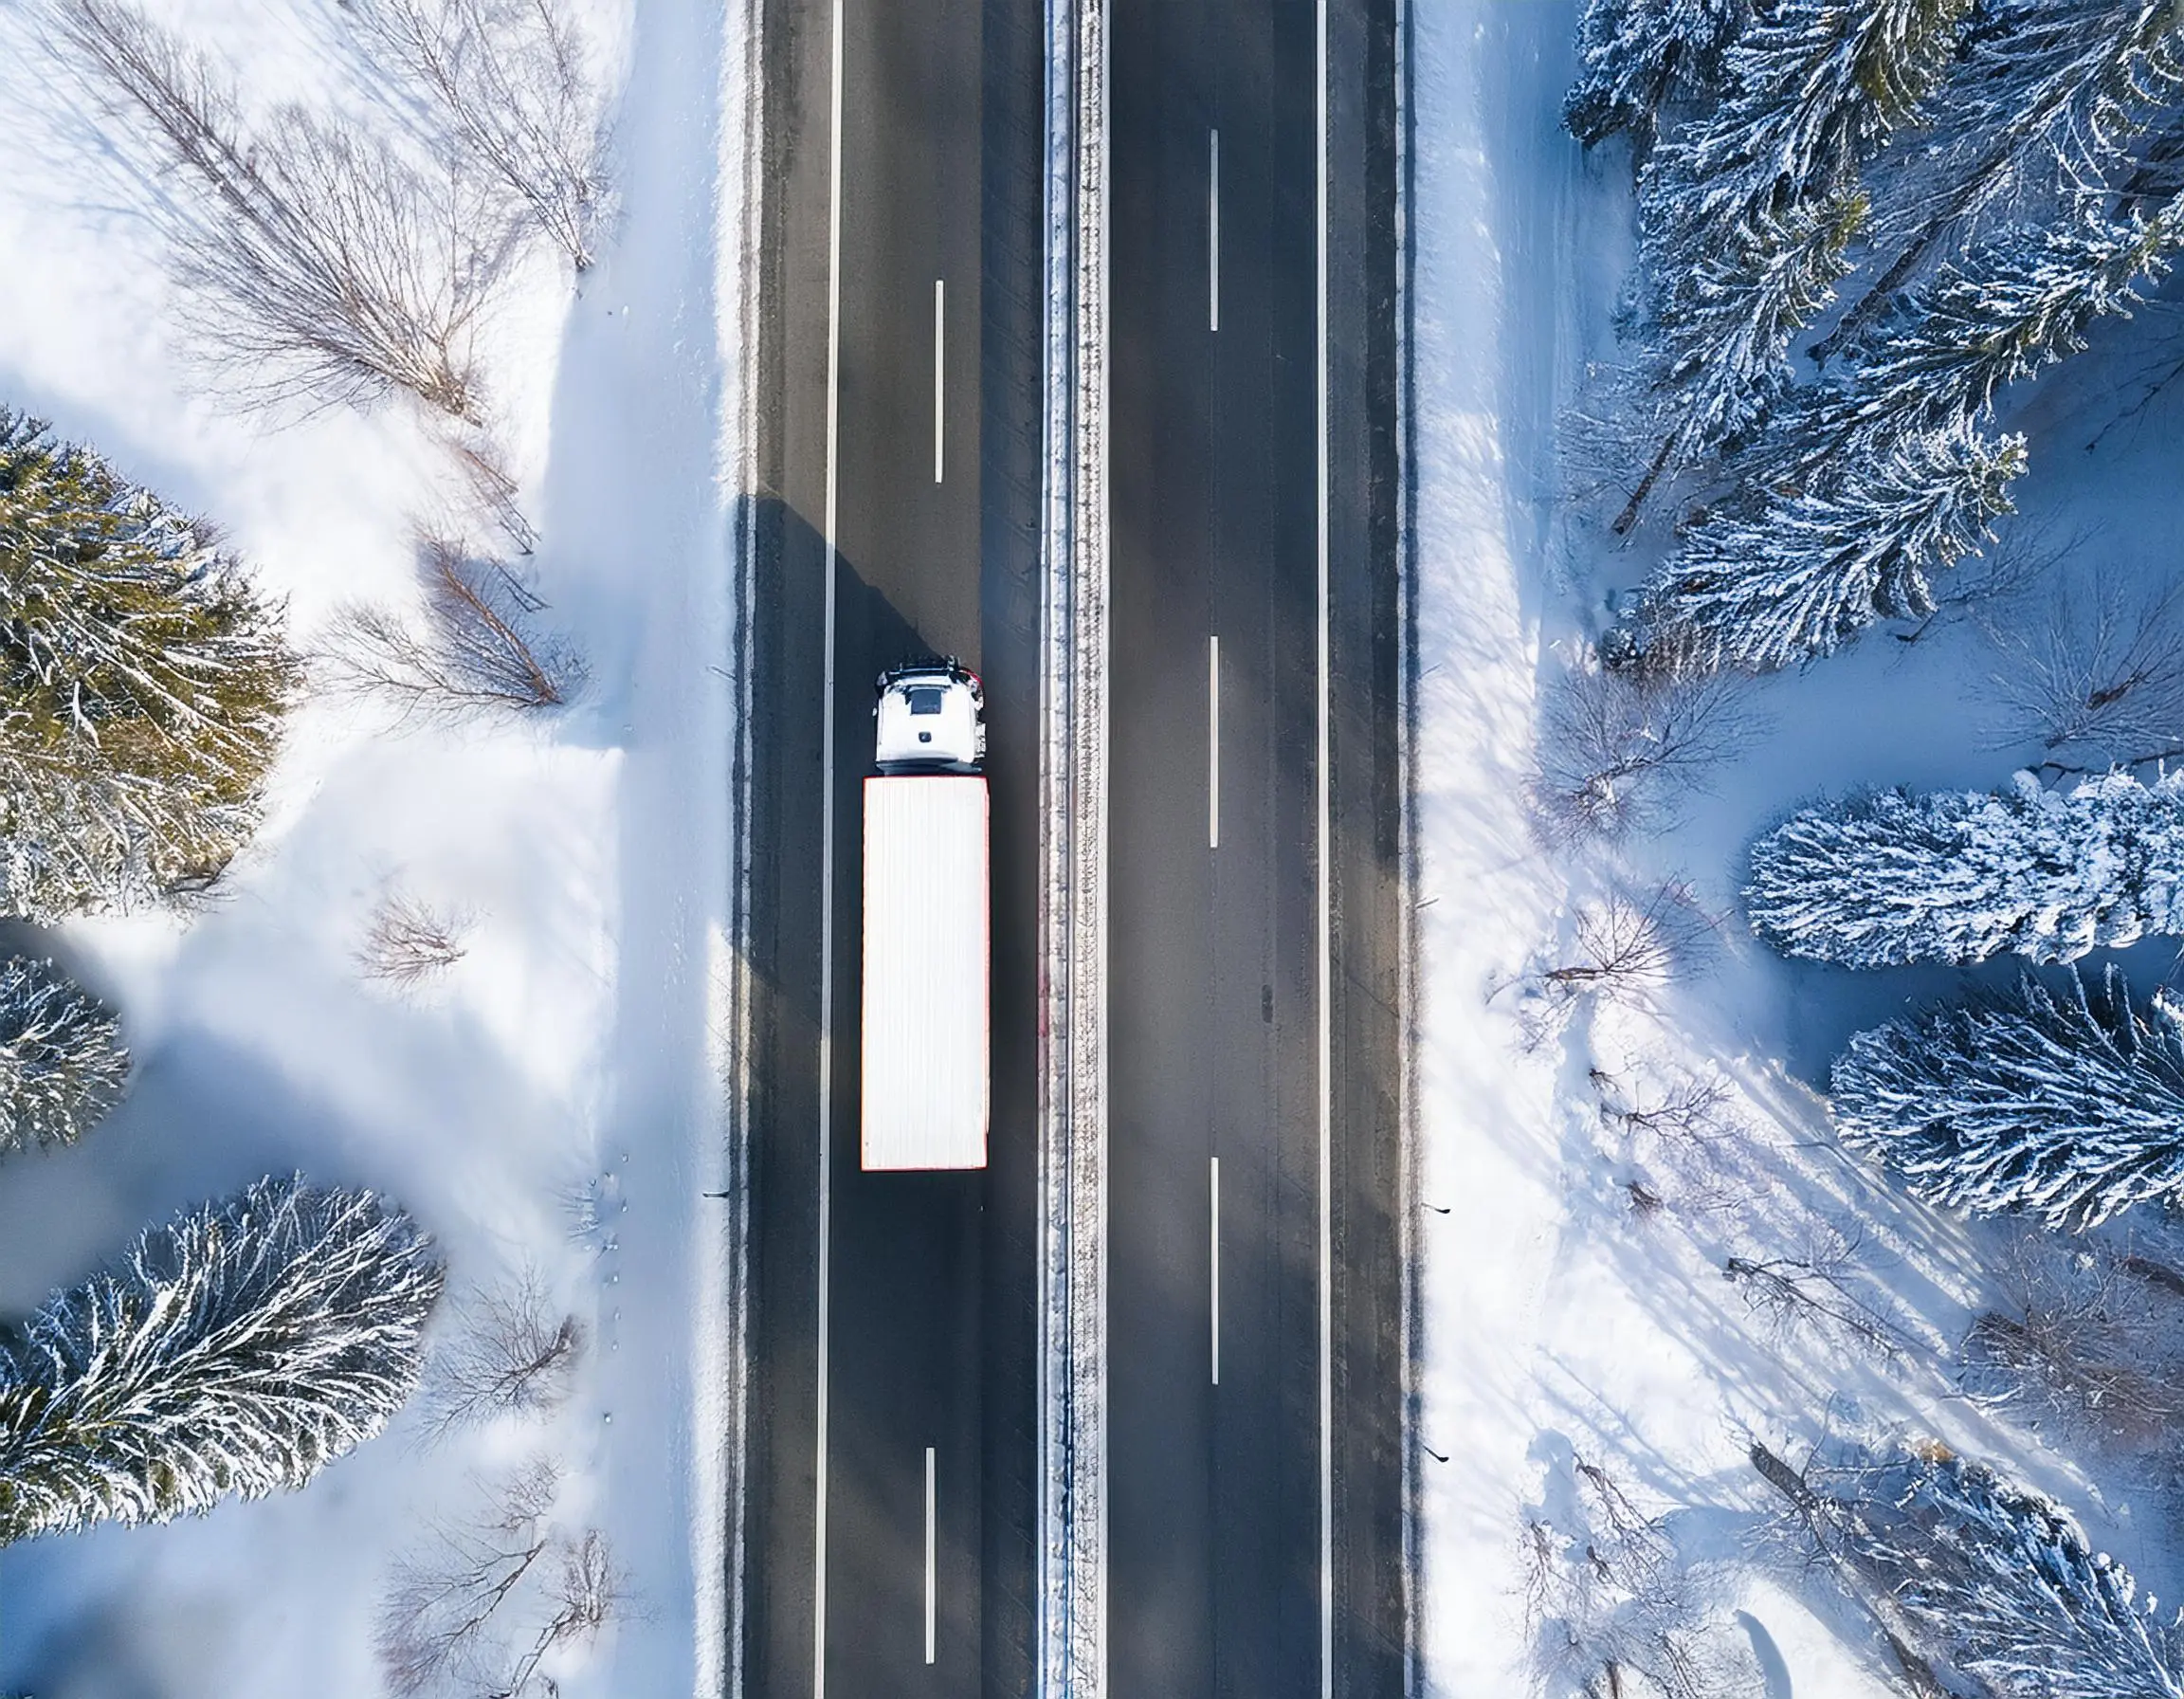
(0, 0), (613, 1585)
(1576, 0), (2184, 676)
(1559, 2), (2184, 1695)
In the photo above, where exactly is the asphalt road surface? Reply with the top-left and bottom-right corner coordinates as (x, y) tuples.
(737, 0), (1044, 1690)
(736, 0), (1401, 1689)
(1106, 0), (1405, 1692)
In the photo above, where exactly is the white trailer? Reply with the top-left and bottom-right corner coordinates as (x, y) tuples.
(860, 663), (990, 1171)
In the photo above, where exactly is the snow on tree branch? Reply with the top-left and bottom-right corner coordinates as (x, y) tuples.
(1563, 0), (1750, 150)
(1832, 967), (2184, 1228)
(1756, 1435), (2184, 1698)
(0, 408), (298, 921)
(1749, 769), (2184, 967)
(0, 955), (129, 1155)
(0, 1175), (444, 1544)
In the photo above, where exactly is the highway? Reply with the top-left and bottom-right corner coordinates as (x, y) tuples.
(1107, 0), (1404, 1692)
(734, 0), (1403, 1690)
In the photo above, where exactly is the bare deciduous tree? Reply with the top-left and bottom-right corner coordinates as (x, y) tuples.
(378, 1459), (559, 1696)
(50, 0), (517, 418)
(1520, 1453), (1757, 1699)
(417, 1268), (584, 1443)
(317, 538), (583, 721)
(377, 1458), (619, 1698)
(1964, 1233), (2184, 1452)
(1980, 573), (2184, 774)
(500, 1529), (622, 1695)
(1723, 1227), (1907, 1362)
(1533, 648), (1752, 842)
(358, 890), (471, 987)
(352, 0), (611, 271)
(1546, 883), (1712, 1003)
(1594, 1068), (1736, 1148)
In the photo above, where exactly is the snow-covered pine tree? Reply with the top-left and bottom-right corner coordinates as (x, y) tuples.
(1616, 415), (2022, 673)
(0, 1175), (443, 1544)
(0, 410), (299, 922)
(1639, 188), (1867, 480)
(1649, 0), (1969, 243)
(1818, 0), (2184, 361)
(0, 956), (128, 1154)
(1614, 197), (2184, 671)
(1563, 0), (1751, 147)
(1779, 1441), (2184, 1698)
(1816, 197), (2184, 464)
(1831, 968), (2184, 1228)
(1750, 769), (2184, 968)
(1611, 0), (1969, 526)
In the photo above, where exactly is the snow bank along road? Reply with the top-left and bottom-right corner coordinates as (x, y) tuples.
(732, 0), (1404, 1688)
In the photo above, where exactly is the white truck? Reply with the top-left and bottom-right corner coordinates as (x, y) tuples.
(860, 659), (990, 1171)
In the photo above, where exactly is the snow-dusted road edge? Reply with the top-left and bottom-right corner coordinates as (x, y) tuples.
(696, 0), (765, 1690)
(1034, 0), (1110, 1690)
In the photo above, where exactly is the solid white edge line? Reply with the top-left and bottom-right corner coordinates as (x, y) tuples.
(935, 279), (946, 484)
(925, 1446), (938, 1665)
(815, 0), (845, 1688)
(1209, 634), (1220, 850)
(1210, 1156), (1221, 1385)
(1315, 0), (1334, 1690)
(1209, 128), (1220, 333)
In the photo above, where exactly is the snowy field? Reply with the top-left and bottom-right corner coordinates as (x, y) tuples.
(1417, 3), (2184, 1697)
(0, 0), (745, 1690)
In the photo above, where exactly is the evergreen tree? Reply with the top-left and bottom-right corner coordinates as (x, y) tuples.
(0, 1175), (443, 1544)
(1616, 0), (1970, 522)
(1615, 198), (2184, 671)
(1780, 1440), (2184, 1698)
(1642, 188), (1867, 479)
(0, 956), (128, 1154)
(1832, 968), (2184, 1229)
(1564, 0), (1750, 147)
(0, 410), (299, 922)
(1618, 416), (2022, 672)
(1820, 0), (2184, 358)
(1750, 769), (2184, 968)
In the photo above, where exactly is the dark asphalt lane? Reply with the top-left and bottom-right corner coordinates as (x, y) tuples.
(739, 0), (1044, 1690)
(1107, 0), (1404, 1691)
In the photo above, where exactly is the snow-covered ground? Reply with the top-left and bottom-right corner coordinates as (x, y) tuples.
(1414, 5), (2184, 1697)
(0, 0), (748, 1690)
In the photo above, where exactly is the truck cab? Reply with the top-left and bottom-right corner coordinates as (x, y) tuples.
(875, 659), (985, 773)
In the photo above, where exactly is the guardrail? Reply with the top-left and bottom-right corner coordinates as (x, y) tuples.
(1034, 0), (1108, 1690)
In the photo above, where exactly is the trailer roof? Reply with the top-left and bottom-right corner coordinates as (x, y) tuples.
(860, 776), (989, 1170)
